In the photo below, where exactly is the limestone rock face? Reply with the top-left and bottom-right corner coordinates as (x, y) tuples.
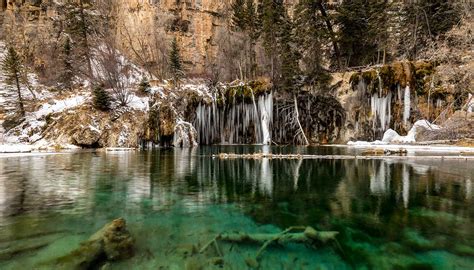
(115, 0), (229, 75)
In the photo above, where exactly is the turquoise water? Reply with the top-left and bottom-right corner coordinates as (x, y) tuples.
(0, 146), (473, 269)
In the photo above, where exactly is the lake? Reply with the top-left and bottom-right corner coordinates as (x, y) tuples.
(0, 146), (473, 269)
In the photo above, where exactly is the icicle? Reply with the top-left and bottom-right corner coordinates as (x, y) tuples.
(194, 92), (273, 145)
(370, 92), (391, 132)
(403, 86), (410, 125)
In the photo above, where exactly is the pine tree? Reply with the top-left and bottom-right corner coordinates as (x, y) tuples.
(399, 0), (460, 60)
(231, 0), (247, 31)
(169, 37), (184, 87)
(294, 0), (331, 91)
(59, 37), (74, 91)
(93, 85), (111, 111)
(337, 0), (390, 67)
(2, 47), (25, 116)
(278, 16), (300, 94)
(231, 0), (261, 79)
(261, 0), (286, 81)
(65, 0), (93, 77)
(138, 77), (151, 94)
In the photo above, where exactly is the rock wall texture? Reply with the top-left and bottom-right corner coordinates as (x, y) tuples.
(114, 0), (230, 76)
(0, 0), (305, 76)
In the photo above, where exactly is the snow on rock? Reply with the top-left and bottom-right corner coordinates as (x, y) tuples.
(181, 83), (212, 99)
(36, 95), (87, 118)
(468, 93), (474, 113)
(2, 94), (89, 146)
(349, 120), (440, 145)
(127, 94), (149, 111)
(173, 121), (198, 148)
(149, 86), (165, 98)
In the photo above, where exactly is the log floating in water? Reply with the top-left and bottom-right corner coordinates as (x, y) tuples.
(213, 153), (474, 160)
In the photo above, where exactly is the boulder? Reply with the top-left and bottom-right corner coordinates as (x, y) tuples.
(72, 125), (101, 147)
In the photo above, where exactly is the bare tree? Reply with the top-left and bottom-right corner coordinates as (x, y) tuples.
(94, 38), (135, 107)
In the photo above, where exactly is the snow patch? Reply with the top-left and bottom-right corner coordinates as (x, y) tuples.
(127, 94), (149, 111)
(349, 120), (441, 145)
(36, 95), (87, 118)
(0, 144), (32, 153)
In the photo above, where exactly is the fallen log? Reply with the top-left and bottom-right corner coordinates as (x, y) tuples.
(213, 153), (474, 160)
(45, 218), (134, 269)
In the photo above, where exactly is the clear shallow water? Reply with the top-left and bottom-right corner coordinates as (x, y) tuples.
(0, 146), (473, 269)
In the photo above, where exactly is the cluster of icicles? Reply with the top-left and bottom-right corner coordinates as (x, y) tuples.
(194, 92), (273, 145)
(368, 71), (411, 133)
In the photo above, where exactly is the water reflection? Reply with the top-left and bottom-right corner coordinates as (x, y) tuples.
(0, 148), (473, 269)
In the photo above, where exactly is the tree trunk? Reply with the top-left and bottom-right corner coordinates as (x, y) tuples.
(15, 73), (25, 116)
(294, 95), (309, 145)
(317, 1), (342, 69)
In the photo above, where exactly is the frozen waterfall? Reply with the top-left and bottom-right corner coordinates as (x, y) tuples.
(194, 92), (273, 145)
(371, 92), (392, 132)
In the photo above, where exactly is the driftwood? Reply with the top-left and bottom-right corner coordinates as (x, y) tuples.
(200, 226), (339, 268)
(45, 218), (134, 269)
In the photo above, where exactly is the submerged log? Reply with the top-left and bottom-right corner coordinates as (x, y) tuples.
(200, 226), (339, 268)
(47, 218), (134, 269)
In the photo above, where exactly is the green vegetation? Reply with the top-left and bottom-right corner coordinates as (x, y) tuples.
(2, 46), (25, 116)
(138, 77), (151, 94)
(93, 85), (111, 111)
(169, 37), (184, 87)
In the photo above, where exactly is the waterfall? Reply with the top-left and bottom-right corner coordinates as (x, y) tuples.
(370, 92), (392, 132)
(403, 86), (411, 125)
(194, 92), (273, 145)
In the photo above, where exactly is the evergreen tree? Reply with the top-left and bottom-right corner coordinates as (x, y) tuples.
(138, 77), (151, 94)
(399, 0), (460, 60)
(169, 37), (184, 87)
(231, 0), (247, 31)
(2, 47), (25, 116)
(231, 0), (261, 79)
(59, 37), (74, 91)
(294, 0), (331, 91)
(278, 16), (301, 94)
(337, 0), (390, 67)
(93, 85), (111, 111)
(64, 0), (93, 77)
(261, 0), (286, 81)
